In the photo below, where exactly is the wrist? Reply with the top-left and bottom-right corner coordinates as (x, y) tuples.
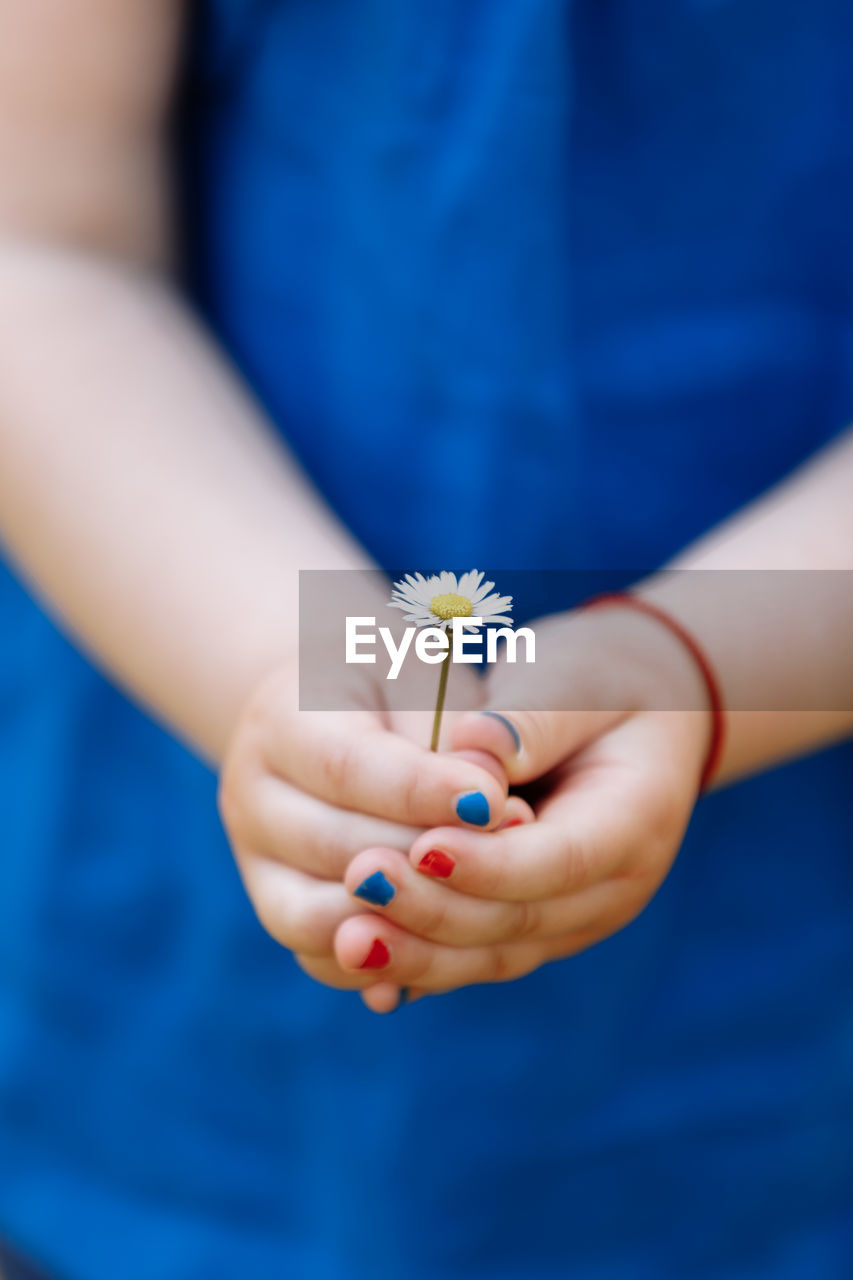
(573, 601), (710, 712)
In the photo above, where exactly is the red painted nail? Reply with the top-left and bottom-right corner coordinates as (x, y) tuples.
(418, 849), (455, 879)
(360, 939), (390, 970)
(502, 818), (524, 828)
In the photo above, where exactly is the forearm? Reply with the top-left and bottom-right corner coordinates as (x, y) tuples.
(643, 428), (853, 782)
(0, 241), (368, 762)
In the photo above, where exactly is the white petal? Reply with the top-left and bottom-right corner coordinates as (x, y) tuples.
(456, 569), (481, 599)
(400, 579), (435, 609)
(471, 579), (497, 603)
(475, 593), (512, 613)
(402, 575), (430, 604)
(390, 580), (423, 607)
(455, 570), (473, 598)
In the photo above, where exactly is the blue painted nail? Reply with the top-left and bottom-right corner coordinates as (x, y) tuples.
(482, 711), (522, 753)
(456, 791), (490, 826)
(353, 870), (395, 907)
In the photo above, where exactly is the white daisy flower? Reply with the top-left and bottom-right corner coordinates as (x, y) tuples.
(388, 569), (513, 631)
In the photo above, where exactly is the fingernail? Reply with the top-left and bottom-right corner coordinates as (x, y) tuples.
(456, 791), (490, 826)
(481, 711), (522, 753)
(353, 870), (395, 907)
(418, 848), (455, 878)
(500, 817), (524, 829)
(359, 939), (390, 970)
(395, 987), (410, 1010)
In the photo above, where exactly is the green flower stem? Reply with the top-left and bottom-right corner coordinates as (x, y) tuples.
(430, 644), (452, 752)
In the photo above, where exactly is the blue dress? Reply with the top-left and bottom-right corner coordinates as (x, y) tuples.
(1, 2), (852, 1276)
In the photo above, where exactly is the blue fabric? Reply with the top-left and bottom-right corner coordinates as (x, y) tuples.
(1, 2), (853, 1277)
(0, 1240), (50, 1280)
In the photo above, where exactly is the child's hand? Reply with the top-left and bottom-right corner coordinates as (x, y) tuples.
(218, 656), (510, 993)
(318, 607), (712, 1010)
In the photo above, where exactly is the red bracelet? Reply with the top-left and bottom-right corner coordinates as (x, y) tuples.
(582, 591), (726, 792)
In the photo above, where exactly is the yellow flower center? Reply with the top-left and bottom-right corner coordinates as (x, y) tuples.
(430, 592), (473, 621)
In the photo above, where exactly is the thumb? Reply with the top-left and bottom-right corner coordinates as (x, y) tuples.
(450, 706), (627, 785)
(451, 607), (644, 783)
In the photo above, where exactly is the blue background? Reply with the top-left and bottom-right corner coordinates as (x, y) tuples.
(1, 2), (852, 1276)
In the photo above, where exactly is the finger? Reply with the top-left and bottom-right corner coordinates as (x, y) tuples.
(295, 951), (375, 991)
(235, 773), (422, 879)
(359, 985), (428, 1013)
(494, 795), (537, 830)
(236, 852), (360, 957)
(450, 706), (624, 786)
(344, 830), (542, 951)
(268, 705), (509, 829)
(294, 956), (426, 1006)
(347, 845), (640, 946)
(407, 767), (645, 902)
(230, 755), (510, 880)
(334, 915), (558, 992)
(345, 846), (532, 948)
(415, 713), (697, 903)
(359, 983), (410, 1014)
